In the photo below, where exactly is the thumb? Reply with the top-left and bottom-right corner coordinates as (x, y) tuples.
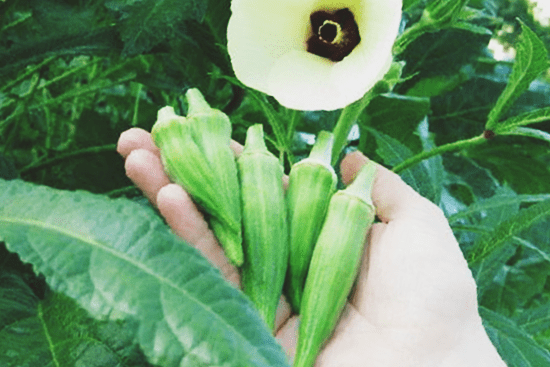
(340, 151), (434, 223)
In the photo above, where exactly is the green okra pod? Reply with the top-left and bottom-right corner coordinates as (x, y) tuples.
(293, 160), (377, 367)
(285, 131), (337, 312)
(151, 89), (243, 266)
(238, 124), (289, 331)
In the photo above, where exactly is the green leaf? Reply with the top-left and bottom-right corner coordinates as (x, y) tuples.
(368, 128), (441, 203)
(247, 90), (291, 157)
(361, 94), (431, 154)
(0, 277), (153, 367)
(417, 118), (444, 205)
(516, 304), (550, 335)
(0, 272), (39, 332)
(494, 106), (550, 134)
(501, 127), (550, 143)
(0, 179), (290, 367)
(106, 0), (208, 56)
(466, 140), (550, 195)
(403, 0), (423, 11)
(443, 155), (500, 200)
(481, 306), (550, 366)
(449, 192), (550, 223)
(480, 240), (550, 315)
(397, 29), (491, 88)
(452, 21), (492, 35)
(467, 199), (550, 265)
(406, 73), (468, 98)
(486, 23), (549, 130)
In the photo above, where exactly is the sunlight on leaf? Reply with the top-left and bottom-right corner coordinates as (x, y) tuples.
(0, 179), (290, 367)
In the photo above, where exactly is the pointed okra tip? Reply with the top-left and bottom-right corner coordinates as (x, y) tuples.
(151, 106), (186, 144)
(304, 130), (336, 172)
(242, 124), (269, 154)
(185, 88), (213, 116)
(344, 158), (377, 207)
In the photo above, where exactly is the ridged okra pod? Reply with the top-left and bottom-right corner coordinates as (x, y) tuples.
(285, 131), (337, 312)
(294, 160), (377, 367)
(151, 89), (243, 265)
(238, 124), (289, 331)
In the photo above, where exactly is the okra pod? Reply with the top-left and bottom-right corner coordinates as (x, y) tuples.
(151, 89), (243, 265)
(293, 160), (377, 367)
(285, 131), (337, 312)
(238, 124), (289, 331)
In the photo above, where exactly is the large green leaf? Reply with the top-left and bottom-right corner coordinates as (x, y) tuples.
(486, 23), (549, 130)
(0, 179), (290, 367)
(481, 306), (550, 366)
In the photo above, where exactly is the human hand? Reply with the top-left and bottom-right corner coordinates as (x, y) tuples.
(117, 127), (506, 367)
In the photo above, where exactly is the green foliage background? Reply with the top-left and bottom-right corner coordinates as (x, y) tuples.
(0, 0), (550, 366)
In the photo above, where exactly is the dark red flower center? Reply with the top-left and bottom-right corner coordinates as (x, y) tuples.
(307, 8), (361, 62)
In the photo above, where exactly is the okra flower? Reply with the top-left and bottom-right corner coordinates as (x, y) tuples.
(227, 0), (403, 111)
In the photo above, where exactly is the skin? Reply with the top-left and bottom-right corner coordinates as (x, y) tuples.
(117, 127), (507, 367)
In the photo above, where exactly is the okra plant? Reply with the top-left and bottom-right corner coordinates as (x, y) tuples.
(1, 0), (549, 367)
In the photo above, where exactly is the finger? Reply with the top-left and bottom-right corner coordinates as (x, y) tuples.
(274, 295), (293, 335)
(230, 140), (244, 157)
(340, 151), (433, 223)
(275, 314), (299, 362)
(124, 148), (171, 207)
(117, 127), (160, 159)
(156, 183), (241, 286)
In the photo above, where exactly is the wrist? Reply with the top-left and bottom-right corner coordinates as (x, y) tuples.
(438, 319), (507, 367)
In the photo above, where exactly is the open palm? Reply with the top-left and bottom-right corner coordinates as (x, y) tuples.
(118, 128), (505, 367)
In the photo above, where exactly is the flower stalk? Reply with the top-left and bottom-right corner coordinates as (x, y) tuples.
(392, 134), (486, 174)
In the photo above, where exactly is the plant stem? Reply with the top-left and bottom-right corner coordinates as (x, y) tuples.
(392, 135), (486, 174)
(0, 56), (56, 93)
(287, 109), (300, 143)
(331, 91), (375, 165)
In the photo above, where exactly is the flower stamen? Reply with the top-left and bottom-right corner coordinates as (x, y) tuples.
(319, 21), (341, 44)
(307, 8), (361, 62)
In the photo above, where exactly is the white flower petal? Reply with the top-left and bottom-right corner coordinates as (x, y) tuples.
(227, 1), (315, 92)
(267, 51), (339, 111)
(227, 0), (403, 111)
